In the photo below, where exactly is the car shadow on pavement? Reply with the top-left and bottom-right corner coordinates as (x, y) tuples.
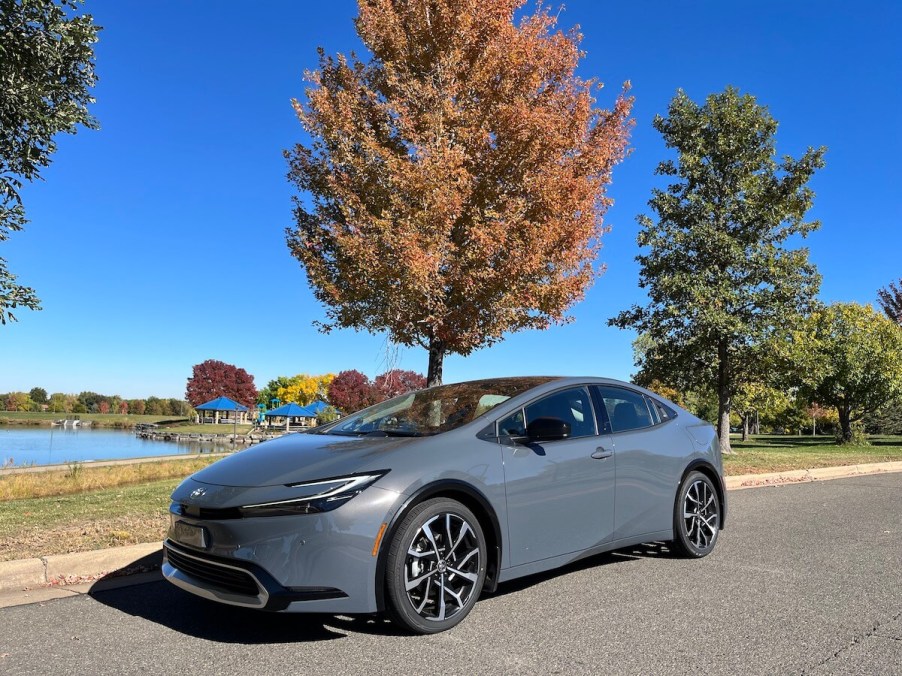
(87, 543), (671, 642)
(487, 543), (670, 599)
(89, 577), (356, 643)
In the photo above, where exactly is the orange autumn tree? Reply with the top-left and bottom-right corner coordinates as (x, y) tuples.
(286, 0), (632, 385)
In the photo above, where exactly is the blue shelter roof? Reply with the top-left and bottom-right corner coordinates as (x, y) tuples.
(264, 401), (332, 418)
(196, 396), (249, 412)
(265, 402), (310, 418)
(305, 400), (330, 414)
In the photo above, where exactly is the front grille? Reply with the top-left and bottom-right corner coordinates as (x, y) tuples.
(165, 545), (260, 597)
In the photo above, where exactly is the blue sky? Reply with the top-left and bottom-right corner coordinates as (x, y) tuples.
(1, 0), (899, 399)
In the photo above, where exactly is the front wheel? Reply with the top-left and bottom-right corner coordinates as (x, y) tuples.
(671, 471), (721, 558)
(385, 498), (487, 634)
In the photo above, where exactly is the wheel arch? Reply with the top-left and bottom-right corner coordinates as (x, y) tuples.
(374, 480), (503, 613)
(677, 459), (727, 530)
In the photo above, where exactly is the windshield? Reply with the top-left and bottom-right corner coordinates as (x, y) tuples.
(320, 377), (553, 437)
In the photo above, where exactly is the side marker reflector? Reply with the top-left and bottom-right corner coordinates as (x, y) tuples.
(372, 522), (388, 557)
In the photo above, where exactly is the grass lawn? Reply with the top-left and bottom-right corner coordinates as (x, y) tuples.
(0, 456), (221, 561)
(1, 435), (900, 562)
(0, 478), (180, 562)
(724, 435), (902, 474)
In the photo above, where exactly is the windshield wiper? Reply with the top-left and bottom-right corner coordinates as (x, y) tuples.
(322, 428), (422, 438)
(364, 429), (422, 437)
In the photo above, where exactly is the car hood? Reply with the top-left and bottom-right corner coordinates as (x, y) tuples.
(188, 432), (417, 488)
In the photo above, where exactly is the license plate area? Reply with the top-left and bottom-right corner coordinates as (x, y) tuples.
(171, 519), (208, 549)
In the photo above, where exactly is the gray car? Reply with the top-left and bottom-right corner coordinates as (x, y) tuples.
(163, 376), (726, 634)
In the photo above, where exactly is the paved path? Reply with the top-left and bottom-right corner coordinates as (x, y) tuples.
(1, 473), (900, 675)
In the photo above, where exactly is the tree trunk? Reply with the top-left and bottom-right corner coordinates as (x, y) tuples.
(837, 404), (852, 444)
(426, 338), (445, 388)
(717, 340), (733, 454)
(741, 413), (749, 442)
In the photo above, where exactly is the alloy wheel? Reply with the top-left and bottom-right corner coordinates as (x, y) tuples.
(682, 478), (719, 551)
(403, 512), (482, 623)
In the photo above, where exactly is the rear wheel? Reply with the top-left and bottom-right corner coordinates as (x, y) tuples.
(672, 471), (721, 558)
(385, 498), (487, 634)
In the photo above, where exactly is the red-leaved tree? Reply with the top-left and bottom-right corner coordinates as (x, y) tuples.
(186, 359), (258, 408)
(878, 279), (902, 324)
(328, 370), (378, 413)
(374, 369), (427, 399)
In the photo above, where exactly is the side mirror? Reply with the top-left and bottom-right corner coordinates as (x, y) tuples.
(526, 417), (571, 442)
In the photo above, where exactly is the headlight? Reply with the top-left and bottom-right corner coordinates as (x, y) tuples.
(238, 471), (389, 517)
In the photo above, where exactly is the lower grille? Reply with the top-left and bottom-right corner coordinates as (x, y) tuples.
(165, 545), (260, 597)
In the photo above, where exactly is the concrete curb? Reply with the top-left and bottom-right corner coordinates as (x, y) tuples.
(0, 542), (161, 593)
(1, 460), (901, 603)
(724, 460), (902, 490)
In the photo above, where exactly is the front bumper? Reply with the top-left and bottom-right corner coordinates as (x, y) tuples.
(162, 485), (402, 614)
(162, 541), (348, 611)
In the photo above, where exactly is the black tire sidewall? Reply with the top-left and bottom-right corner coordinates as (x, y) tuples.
(385, 498), (487, 634)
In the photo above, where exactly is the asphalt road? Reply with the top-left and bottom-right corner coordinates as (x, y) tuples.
(1, 473), (900, 675)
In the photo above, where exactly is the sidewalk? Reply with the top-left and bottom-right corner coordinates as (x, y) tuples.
(2, 459), (901, 606)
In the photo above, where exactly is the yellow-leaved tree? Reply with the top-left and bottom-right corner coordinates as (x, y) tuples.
(276, 374), (335, 406)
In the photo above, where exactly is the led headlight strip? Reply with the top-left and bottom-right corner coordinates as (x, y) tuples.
(239, 471), (389, 516)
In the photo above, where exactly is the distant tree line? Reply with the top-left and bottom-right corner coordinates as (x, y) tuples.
(2, 387), (191, 416)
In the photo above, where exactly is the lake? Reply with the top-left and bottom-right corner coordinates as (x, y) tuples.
(0, 426), (234, 467)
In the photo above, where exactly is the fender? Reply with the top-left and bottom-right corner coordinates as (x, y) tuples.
(374, 479), (503, 613)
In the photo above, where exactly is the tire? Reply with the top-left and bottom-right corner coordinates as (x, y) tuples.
(671, 471), (721, 558)
(385, 498), (487, 634)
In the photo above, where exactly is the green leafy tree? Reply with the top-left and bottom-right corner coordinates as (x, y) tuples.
(258, 376), (292, 408)
(768, 392), (813, 436)
(76, 390), (101, 411)
(781, 302), (902, 444)
(0, 0), (100, 324)
(47, 392), (69, 413)
(144, 396), (165, 416)
(316, 405), (340, 425)
(168, 398), (191, 416)
(287, 0), (632, 385)
(732, 381), (789, 440)
(610, 87), (826, 454)
(28, 386), (47, 405)
(864, 398), (902, 435)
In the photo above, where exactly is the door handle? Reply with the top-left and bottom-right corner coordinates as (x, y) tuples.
(591, 447), (614, 460)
